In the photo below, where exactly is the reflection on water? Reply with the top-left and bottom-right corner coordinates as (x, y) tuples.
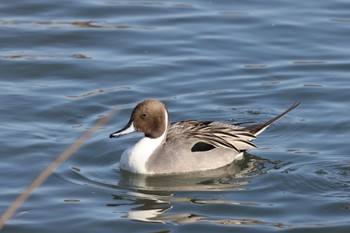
(0, 53), (91, 60)
(66, 153), (284, 226)
(1, 20), (153, 30)
(105, 189), (275, 225)
(118, 164), (246, 192)
(33, 21), (153, 30)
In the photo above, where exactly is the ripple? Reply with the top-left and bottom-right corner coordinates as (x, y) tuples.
(219, 11), (250, 15)
(329, 18), (350, 23)
(287, 149), (320, 155)
(293, 60), (327, 64)
(1, 20), (154, 30)
(33, 20), (153, 30)
(66, 86), (131, 99)
(302, 84), (323, 87)
(244, 64), (268, 68)
(104, 1), (195, 9)
(0, 53), (91, 60)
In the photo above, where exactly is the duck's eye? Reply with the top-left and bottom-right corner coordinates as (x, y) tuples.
(142, 113), (148, 118)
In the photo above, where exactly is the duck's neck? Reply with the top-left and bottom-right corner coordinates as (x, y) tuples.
(120, 110), (169, 174)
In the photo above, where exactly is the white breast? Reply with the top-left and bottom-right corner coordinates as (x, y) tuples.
(119, 134), (165, 174)
(119, 109), (168, 174)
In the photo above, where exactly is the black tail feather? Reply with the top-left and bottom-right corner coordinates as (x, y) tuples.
(247, 102), (300, 136)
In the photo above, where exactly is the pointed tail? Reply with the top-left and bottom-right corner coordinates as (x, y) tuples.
(247, 102), (300, 136)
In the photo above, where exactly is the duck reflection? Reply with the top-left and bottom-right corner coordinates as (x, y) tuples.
(68, 153), (283, 226)
(104, 153), (283, 225)
(117, 158), (247, 192)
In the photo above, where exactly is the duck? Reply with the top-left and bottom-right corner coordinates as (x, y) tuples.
(109, 99), (299, 175)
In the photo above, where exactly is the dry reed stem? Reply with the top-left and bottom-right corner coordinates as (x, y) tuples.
(0, 109), (118, 230)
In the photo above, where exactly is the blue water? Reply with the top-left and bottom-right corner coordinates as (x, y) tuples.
(1, 0), (350, 232)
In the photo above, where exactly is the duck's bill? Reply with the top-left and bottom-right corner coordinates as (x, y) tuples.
(109, 121), (135, 138)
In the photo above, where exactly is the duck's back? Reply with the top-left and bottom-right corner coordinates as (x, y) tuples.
(167, 120), (257, 152)
(144, 120), (255, 174)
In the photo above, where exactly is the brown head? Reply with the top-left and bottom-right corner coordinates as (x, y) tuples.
(109, 99), (170, 139)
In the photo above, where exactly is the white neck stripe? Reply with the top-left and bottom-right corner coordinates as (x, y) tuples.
(119, 108), (168, 174)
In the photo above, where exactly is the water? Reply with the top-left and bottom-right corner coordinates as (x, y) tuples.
(1, 0), (350, 232)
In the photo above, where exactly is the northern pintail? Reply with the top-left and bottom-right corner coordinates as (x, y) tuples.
(109, 99), (299, 175)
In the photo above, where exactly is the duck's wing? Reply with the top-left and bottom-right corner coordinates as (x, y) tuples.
(168, 120), (257, 153)
(167, 103), (300, 153)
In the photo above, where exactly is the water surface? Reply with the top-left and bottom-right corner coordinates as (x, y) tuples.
(1, 0), (350, 232)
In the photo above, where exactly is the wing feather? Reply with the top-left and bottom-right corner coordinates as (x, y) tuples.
(168, 120), (257, 152)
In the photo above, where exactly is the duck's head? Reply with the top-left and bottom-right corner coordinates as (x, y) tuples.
(109, 99), (170, 139)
